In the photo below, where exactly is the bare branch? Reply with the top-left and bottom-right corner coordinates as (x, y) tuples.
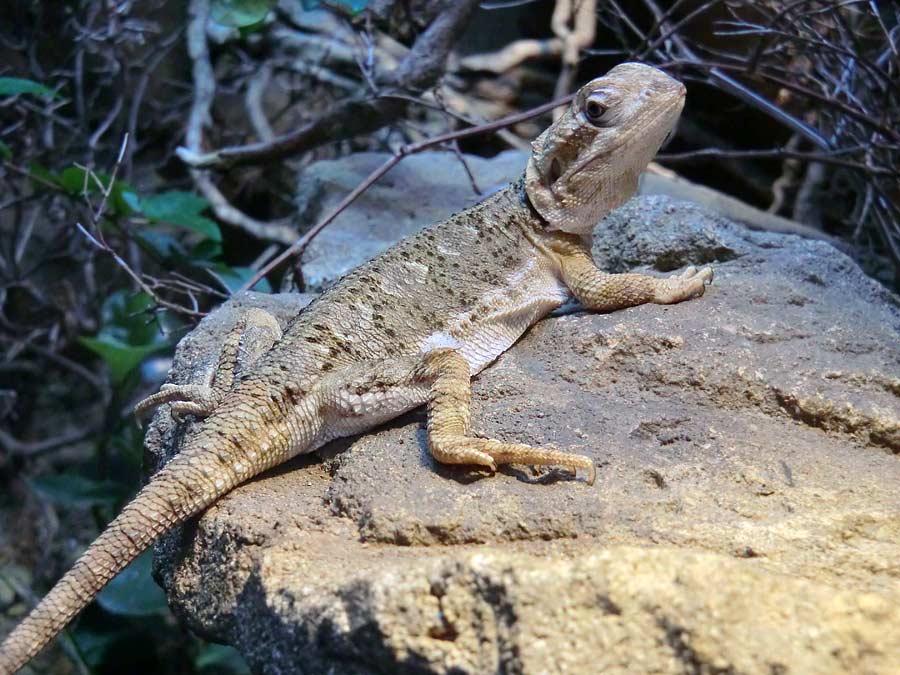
(179, 0), (481, 170)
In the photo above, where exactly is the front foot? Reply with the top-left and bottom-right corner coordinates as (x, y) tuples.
(653, 265), (714, 304)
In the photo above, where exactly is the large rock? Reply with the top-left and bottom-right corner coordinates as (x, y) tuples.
(144, 188), (900, 674)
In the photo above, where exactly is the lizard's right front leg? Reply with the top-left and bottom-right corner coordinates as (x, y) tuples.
(134, 307), (282, 423)
(555, 241), (713, 312)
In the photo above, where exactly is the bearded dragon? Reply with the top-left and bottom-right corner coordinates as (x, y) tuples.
(0, 62), (712, 673)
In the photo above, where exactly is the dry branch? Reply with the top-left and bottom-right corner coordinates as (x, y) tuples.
(180, 0), (481, 170)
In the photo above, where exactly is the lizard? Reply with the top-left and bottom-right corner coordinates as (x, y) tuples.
(0, 62), (712, 674)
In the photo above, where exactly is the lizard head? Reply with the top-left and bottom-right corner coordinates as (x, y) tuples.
(525, 62), (685, 236)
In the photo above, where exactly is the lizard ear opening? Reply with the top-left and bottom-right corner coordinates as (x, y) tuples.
(548, 157), (562, 186)
(525, 126), (569, 229)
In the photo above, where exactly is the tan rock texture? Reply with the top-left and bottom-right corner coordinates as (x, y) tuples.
(145, 193), (900, 675)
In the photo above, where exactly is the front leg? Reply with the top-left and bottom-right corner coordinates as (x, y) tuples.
(558, 245), (713, 312)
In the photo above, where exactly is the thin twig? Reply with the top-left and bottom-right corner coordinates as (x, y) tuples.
(659, 147), (898, 176)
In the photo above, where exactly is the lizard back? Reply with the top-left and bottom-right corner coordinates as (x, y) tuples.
(251, 176), (570, 385)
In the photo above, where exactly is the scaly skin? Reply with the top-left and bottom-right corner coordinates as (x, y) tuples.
(0, 63), (712, 673)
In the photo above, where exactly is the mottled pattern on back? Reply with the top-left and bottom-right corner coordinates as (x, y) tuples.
(246, 177), (568, 391)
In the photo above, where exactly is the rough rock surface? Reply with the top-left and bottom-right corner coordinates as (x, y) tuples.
(144, 187), (900, 674)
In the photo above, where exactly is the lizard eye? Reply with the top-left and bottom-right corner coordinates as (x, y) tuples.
(584, 96), (609, 125)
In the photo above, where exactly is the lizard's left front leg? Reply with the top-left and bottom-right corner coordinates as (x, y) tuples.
(316, 350), (595, 483)
(557, 242), (713, 312)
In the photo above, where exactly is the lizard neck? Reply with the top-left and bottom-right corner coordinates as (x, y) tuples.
(509, 173), (594, 266)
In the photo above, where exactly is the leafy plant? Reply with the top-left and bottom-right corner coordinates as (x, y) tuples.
(26, 475), (128, 508)
(194, 644), (251, 674)
(79, 292), (177, 387)
(96, 552), (169, 617)
(211, 0), (277, 28)
(0, 76), (59, 98)
(302, 0), (369, 13)
(58, 166), (139, 216)
(140, 191), (222, 242)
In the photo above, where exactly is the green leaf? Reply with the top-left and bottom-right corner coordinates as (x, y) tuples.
(143, 189), (207, 215)
(58, 166), (138, 215)
(0, 77), (59, 99)
(209, 264), (272, 294)
(237, 18), (269, 36)
(27, 474), (125, 508)
(211, 0), (276, 27)
(119, 188), (141, 213)
(59, 166), (90, 194)
(97, 551), (169, 617)
(0, 140), (11, 161)
(301, 0), (369, 11)
(27, 162), (60, 188)
(190, 238), (224, 262)
(330, 0), (369, 12)
(79, 336), (164, 386)
(195, 643), (251, 674)
(98, 291), (161, 345)
(135, 230), (186, 262)
(141, 191), (222, 241)
(71, 626), (129, 668)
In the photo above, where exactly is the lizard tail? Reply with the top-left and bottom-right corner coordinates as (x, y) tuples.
(0, 444), (249, 674)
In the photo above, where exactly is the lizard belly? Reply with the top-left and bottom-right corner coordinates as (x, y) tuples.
(318, 382), (430, 444)
(420, 266), (570, 375)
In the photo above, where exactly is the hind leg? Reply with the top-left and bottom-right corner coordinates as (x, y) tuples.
(419, 349), (595, 484)
(134, 308), (282, 423)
